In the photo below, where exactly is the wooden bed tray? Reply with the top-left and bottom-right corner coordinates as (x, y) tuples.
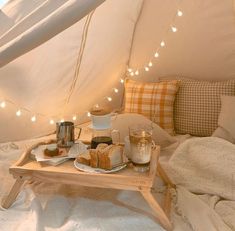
(1, 140), (173, 231)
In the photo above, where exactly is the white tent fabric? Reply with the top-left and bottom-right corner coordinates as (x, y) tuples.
(0, 0), (105, 67)
(0, 0), (143, 141)
(0, 0), (235, 142)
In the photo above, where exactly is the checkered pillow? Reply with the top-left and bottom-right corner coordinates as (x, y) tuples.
(124, 79), (179, 135)
(173, 78), (235, 136)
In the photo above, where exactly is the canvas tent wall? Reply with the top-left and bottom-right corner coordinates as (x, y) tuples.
(0, 0), (235, 142)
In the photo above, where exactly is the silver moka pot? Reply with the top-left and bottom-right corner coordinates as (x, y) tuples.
(56, 121), (74, 147)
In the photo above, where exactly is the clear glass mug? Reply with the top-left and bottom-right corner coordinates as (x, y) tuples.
(129, 124), (155, 172)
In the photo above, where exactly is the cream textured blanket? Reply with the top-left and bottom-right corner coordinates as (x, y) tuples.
(165, 137), (235, 231)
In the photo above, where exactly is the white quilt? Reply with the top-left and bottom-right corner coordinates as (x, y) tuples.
(165, 137), (235, 231)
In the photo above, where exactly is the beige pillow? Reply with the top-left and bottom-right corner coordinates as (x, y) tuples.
(111, 113), (177, 148)
(212, 95), (235, 143)
(160, 77), (235, 136)
(124, 79), (179, 135)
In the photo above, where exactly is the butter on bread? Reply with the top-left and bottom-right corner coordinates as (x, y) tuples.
(76, 152), (90, 166)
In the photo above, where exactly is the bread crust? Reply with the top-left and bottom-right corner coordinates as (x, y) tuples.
(90, 149), (99, 168)
(76, 153), (91, 166)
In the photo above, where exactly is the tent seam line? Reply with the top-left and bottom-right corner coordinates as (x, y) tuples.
(64, 10), (95, 110)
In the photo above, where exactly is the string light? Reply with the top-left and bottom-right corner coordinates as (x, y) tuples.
(16, 110), (21, 117)
(148, 62), (153, 67)
(126, 8), (183, 74)
(31, 115), (36, 122)
(160, 41), (165, 47)
(114, 88), (119, 93)
(145, 67), (149, 71)
(0, 101), (6, 108)
(177, 10), (183, 17)
(154, 52), (159, 58)
(0, 8), (184, 125)
(171, 26), (177, 32)
(60, 119), (65, 122)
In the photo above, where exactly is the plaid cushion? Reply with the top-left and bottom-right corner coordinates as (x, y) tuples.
(124, 79), (179, 134)
(173, 78), (235, 136)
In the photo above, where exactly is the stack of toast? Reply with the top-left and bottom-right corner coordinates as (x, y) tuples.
(76, 143), (124, 170)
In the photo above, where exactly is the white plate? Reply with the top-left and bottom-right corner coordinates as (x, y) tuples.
(74, 159), (127, 174)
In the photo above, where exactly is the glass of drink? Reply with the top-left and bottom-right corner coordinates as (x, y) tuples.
(129, 124), (154, 172)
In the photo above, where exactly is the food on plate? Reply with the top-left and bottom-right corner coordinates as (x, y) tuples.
(98, 145), (123, 170)
(76, 143), (124, 170)
(44, 144), (59, 157)
(76, 152), (91, 166)
(96, 143), (109, 151)
(90, 149), (99, 168)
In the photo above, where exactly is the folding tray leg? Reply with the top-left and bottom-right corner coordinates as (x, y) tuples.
(1, 177), (25, 209)
(140, 189), (173, 231)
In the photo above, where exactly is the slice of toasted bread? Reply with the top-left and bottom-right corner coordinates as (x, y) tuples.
(76, 152), (91, 166)
(89, 149), (98, 168)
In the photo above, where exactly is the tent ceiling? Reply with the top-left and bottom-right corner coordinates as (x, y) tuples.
(0, 0), (235, 142)
(0, 0), (143, 142)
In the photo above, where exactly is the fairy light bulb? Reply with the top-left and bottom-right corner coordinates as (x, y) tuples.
(87, 112), (91, 117)
(127, 68), (132, 73)
(60, 119), (64, 122)
(145, 67), (149, 72)
(31, 115), (36, 122)
(154, 52), (159, 58)
(130, 72), (134, 76)
(114, 88), (119, 93)
(107, 97), (112, 102)
(72, 115), (77, 121)
(171, 26), (177, 32)
(177, 10), (183, 17)
(16, 110), (21, 117)
(160, 41), (165, 47)
(148, 62), (153, 67)
(94, 104), (99, 108)
(49, 119), (54, 125)
(135, 70), (139, 75)
(0, 101), (6, 108)
(120, 78), (124, 84)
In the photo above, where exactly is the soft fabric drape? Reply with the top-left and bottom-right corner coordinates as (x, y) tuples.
(0, 0), (105, 67)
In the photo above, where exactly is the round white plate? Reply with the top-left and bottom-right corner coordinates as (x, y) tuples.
(74, 159), (127, 174)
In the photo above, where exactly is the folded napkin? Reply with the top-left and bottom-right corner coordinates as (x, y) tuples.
(31, 141), (88, 165)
